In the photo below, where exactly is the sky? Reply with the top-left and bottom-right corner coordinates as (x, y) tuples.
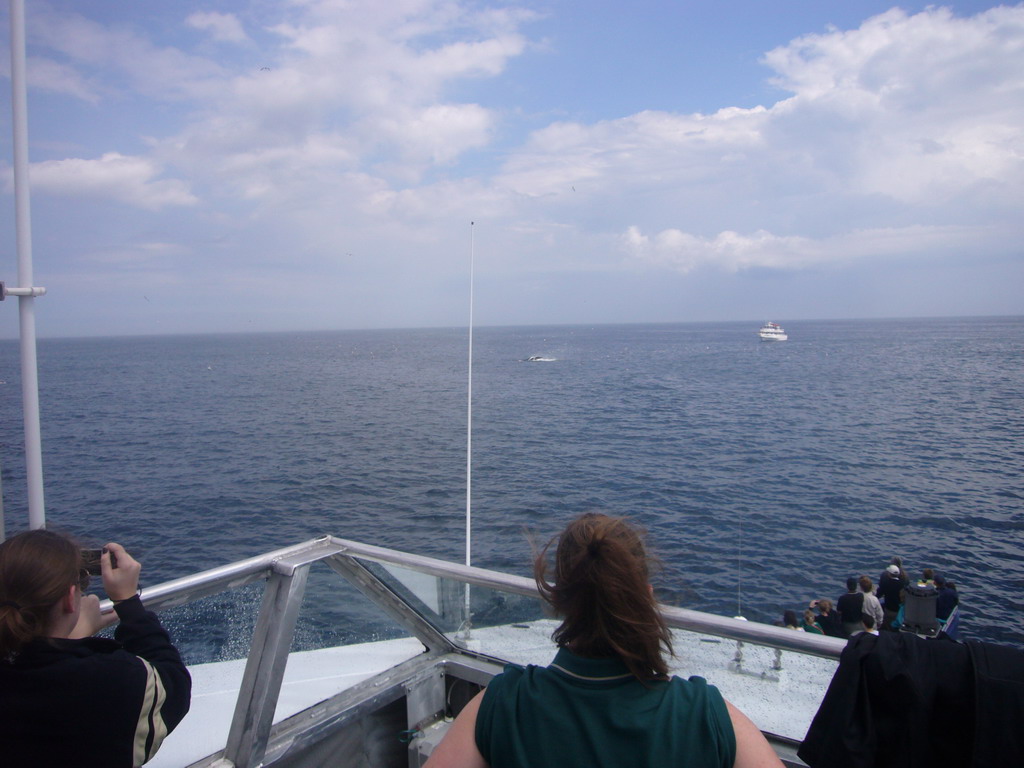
(0, 0), (1022, 338)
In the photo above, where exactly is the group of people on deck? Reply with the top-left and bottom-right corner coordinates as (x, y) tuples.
(3, 520), (971, 768)
(781, 557), (960, 638)
(5, 516), (785, 768)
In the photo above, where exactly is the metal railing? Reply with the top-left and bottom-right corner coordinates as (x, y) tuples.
(109, 535), (844, 767)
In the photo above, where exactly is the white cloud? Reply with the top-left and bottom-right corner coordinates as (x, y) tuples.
(29, 6), (230, 102)
(87, 240), (191, 267)
(623, 223), (982, 274)
(140, 0), (532, 193)
(186, 12), (249, 44)
(377, 103), (494, 164)
(25, 56), (100, 101)
(761, 6), (1024, 203)
(26, 153), (198, 210)
(416, 34), (528, 80)
(624, 226), (813, 273)
(6, 1), (1023, 338)
(497, 106), (770, 198)
(262, 2), (527, 105)
(491, 3), (1024, 264)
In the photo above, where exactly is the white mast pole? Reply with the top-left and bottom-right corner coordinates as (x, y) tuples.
(462, 221), (474, 637)
(8, 0), (46, 530)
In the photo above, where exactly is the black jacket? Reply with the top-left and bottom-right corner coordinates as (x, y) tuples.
(816, 609), (844, 638)
(798, 631), (1024, 768)
(0, 595), (191, 767)
(877, 572), (904, 610)
(836, 591), (865, 625)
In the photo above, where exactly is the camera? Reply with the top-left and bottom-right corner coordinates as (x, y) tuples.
(81, 549), (103, 576)
(81, 547), (117, 575)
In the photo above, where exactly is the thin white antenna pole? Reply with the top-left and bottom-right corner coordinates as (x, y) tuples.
(462, 221), (474, 637)
(466, 221), (474, 568)
(736, 513), (743, 618)
(9, 0), (46, 530)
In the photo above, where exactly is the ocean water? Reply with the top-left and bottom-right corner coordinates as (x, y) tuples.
(1, 317), (1022, 658)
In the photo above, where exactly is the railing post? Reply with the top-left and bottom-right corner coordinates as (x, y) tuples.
(223, 560), (310, 768)
(8, 0), (47, 530)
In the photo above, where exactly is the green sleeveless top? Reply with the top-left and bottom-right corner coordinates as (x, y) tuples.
(475, 648), (736, 768)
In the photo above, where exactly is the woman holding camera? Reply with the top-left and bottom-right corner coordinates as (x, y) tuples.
(425, 512), (782, 768)
(0, 529), (191, 767)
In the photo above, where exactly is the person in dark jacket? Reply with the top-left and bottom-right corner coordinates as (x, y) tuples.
(837, 577), (866, 638)
(0, 530), (191, 768)
(934, 576), (959, 621)
(877, 563), (905, 630)
(810, 598), (844, 638)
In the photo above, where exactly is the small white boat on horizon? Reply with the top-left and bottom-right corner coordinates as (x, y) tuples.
(759, 321), (788, 341)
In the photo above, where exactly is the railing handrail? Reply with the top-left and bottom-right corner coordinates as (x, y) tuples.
(323, 537), (845, 659)
(101, 537), (342, 613)
(106, 534), (845, 660)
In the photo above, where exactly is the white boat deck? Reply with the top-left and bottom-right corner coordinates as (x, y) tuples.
(464, 620), (835, 741)
(152, 620), (835, 767)
(150, 637), (426, 767)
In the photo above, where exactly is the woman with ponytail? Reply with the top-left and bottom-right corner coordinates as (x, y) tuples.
(0, 530), (191, 767)
(425, 513), (782, 768)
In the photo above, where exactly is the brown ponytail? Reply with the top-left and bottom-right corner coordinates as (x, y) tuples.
(0, 530), (82, 659)
(534, 513), (673, 681)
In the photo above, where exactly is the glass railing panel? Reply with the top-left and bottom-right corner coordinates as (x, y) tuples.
(348, 557), (837, 742)
(272, 560), (427, 719)
(665, 626), (837, 742)
(359, 560), (468, 635)
(463, 615), (560, 667)
(292, 560), (422, 650)
(356, 560), (557, 663)
(451, 583), (556, 668)
(151, 559), (428, 768)
(92, 582), (267, 666)
(155, 580), (266, 665)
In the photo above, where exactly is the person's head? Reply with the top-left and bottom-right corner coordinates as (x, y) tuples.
(885, 564), (900, 578)
(817, 598), (833, 614)
(890, 556), (903, 567)
(803, 609), (817, 625)
(862, 613), (876, 631)
(0, 530), (87, 659)
(859, 575), (873, 593)
(846, 577), (859, 592)
(535, 513), (671, 681)
(934, 575), (946, 589)
(783, 609), (798, 628)
(922, 568), (934, 581)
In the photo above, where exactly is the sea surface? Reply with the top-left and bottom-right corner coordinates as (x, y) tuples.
(1, 317), (1022, 660)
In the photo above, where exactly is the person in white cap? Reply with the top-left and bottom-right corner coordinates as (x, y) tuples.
(877, 560), (907, 630)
